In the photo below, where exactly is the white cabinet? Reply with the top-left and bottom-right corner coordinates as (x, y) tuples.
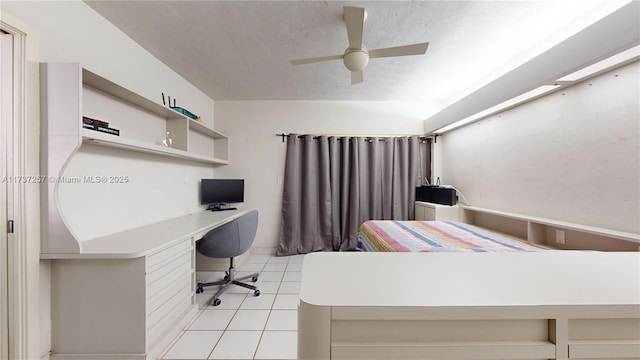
(145, 239), (196, 353)
(50, 237), (197, 359)
(415, 201), (459, 221)
(44, 209), (249, 359)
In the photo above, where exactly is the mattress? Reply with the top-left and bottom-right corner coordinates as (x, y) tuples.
(357, 220), (547, 252)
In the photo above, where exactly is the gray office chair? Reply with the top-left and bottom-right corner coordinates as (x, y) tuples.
(195, 210), (260, 306)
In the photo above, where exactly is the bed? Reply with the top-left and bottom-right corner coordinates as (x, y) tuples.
(298, 221), (639, 359)
(357, 220), (547, 252)
(298, 251), (640, 360)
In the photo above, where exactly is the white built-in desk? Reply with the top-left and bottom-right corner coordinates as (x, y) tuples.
(43, 209), (251, 259)
(47, 209), (250, 360)
(299, 251), (640, 360)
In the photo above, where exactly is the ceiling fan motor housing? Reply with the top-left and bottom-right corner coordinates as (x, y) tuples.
(343, 49), (369, 72)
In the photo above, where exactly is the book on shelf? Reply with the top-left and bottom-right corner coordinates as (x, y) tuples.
(82, 116), (109, 128)
(82, 122), (120, 136)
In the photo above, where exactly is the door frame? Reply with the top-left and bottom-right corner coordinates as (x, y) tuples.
(1, 17), (37, 360)
(1, 31), (14, 360)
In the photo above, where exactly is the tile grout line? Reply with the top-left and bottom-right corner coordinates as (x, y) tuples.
(253, 255), (285, 359)
(165, 255), (301, 359)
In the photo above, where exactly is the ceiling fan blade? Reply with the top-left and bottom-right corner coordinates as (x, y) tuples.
(344, 6), (365, 49)
(368, 42), (429, 59)
(290, 54), (343, 66)
(351, 71), (363, 85)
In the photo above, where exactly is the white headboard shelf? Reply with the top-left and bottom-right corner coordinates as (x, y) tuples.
(460, 205), (639, 250)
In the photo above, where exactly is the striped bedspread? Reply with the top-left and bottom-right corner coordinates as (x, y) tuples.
(357, 220), (546, 252)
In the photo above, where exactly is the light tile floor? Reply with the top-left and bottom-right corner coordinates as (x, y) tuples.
(159, 254), (304, 360)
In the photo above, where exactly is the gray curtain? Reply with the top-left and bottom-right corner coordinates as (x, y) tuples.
(277, 135), (420, 255)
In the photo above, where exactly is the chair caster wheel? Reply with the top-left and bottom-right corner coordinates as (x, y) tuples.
(213, 298), (221, 306)
(195, 286), (203, 294)
(254, 289), (261, 297)
(251, 276), (258, 282)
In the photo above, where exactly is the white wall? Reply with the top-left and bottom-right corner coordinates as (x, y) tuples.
(2, 2), (217, 358)
(2, 1), (214, 127)
(2, 2), (218, 235)
(439, 61), (639, 234)
(214, 101), (426, 251)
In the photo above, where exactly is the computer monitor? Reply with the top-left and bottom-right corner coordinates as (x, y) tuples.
(200, 179), (244, 211)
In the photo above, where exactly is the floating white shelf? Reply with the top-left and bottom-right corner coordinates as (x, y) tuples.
(188, 119), (227, 139)
(81, 67), (228, 163)
(81, 129), (229, 165)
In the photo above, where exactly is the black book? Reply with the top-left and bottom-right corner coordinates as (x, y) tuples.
(82, 116), (109, 128)
(82, 123), (120, 136)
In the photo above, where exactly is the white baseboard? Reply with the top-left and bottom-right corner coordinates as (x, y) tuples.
(251, 247), (276, 255)
(50, 354), (145, 360)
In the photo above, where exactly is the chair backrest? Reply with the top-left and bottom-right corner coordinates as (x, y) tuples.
(196, 210), (259, 259)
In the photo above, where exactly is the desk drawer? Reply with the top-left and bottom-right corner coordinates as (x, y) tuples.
(147, 254), (192, 307)
(147, 276), (192, 326)
(147, 248), (192, 287)
(145, 236), (195, 333)
(147, 282), (194, 351)
(146, 237), (193, 273)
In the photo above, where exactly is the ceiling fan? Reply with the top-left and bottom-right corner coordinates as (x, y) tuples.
(290, 6), (429, 85)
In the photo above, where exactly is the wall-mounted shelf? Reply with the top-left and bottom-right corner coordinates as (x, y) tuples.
(81, 129), (228, 165)
(459, 205), (640, 250)
(82, 67), (228, 164)
(40, 62), (229, 255)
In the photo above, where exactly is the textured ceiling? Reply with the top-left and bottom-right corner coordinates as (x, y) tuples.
(85, 0), (610, 112)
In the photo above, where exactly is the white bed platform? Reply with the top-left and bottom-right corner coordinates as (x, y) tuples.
(298, 251), (640, 360)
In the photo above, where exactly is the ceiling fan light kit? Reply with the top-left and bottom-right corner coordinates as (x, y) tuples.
(290, 6), (429, 85)
(343, 49), (369, 72)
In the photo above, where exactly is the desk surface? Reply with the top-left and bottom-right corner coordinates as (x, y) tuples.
(300, 251), (640, 308)
(42, 209), (251, 259)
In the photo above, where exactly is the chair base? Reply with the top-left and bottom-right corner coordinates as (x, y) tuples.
(195, 258), (260, 306)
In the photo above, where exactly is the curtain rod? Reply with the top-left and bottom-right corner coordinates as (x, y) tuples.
(275, 133), (431, 143)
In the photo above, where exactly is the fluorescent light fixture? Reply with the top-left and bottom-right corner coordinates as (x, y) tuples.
(557, 44), (640, 82)
(431, 43), (639, 135)
(434, 85), (560, 134)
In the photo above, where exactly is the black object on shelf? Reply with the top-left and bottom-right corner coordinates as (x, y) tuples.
(416, 186), (457, 206)
(207, 204), (237, 212)
(82, 116), (109, 128)
(170, 106), (198, 120)
(82, 122), (120, 136)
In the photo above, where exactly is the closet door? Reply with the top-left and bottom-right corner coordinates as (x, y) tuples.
(0, 31), (14, 360)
